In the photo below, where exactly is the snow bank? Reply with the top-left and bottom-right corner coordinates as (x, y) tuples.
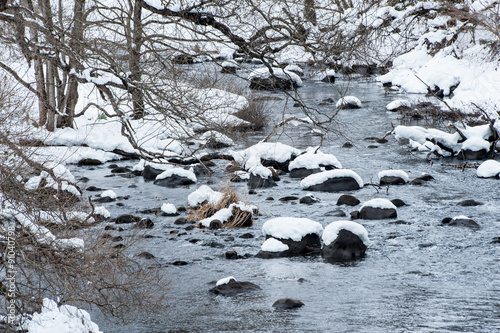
(22, 298), (102, 333)
(262, 217), (323, 242)
(261, 238), (289, 252)
(360, 198), (397, 210)
(289, 149), (342, 170)
(300, 169), (364, 189)
(476, 160), (500, 178)
(322, 221), (369, 246)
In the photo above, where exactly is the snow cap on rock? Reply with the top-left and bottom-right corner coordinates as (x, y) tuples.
(262, 217), (323, 242)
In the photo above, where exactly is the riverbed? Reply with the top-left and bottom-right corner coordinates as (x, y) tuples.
(74, 69), (500, 333)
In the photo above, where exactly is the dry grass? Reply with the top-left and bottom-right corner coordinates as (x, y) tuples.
(188, 183), (255, 228)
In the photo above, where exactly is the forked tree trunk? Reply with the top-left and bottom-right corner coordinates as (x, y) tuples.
(130, 0), (145, 119)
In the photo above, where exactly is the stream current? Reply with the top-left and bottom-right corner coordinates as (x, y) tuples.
(73, 69), (500, 332)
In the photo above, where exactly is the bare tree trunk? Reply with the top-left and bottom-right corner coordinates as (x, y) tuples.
(46, 60), (56, 131)
(58, 0), (85, 128)
(130, 0), (145, 119)
(304, 0), (317, 26)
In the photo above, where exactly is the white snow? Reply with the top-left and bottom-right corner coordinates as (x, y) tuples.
(187, 185), (224, 207)
(100, 190), (117, 199)
(461, 137), (490, 151)
(161, 203), (177, 214)
(248, 67), (303, 86)
(322, 221), (369, 246)
(156, 168), (197, 182)
(360, 198), (397, 210)
(476, 160), (500, 178)
(249, 165), (272, 178)
(262, 217), (323, 242)
(231, 142), (301, 170)
(378, 170), (410, 183)
(289, 149), (342, 171)
(93, 206), (111, 218)
(386, 99), (411, 111)
(216, 276), (235, 286)
(300, 169), (364, 189)
(261, 237), (289, 252)
(22, 298), (102, 333)
(200, 130), (234, 146)
(336, 96), (362, 108)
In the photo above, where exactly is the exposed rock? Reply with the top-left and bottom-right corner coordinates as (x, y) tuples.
(337, 194), (360, 206)
(359, 198), (397, 220)
(391, 199), (406, 207)
(138, 252), (155, 259)
(457, 199), (483, 206)
(247, 170), (277, 189)
(78, 158), (102, 166)
(209, 278), (261, 296)
(143, 165), (164, 181)
(457, 148), (489, 160)
(299, 194), (321, 205)
(441, 216), (480, 228)
(257, 234), (322, 258)
(115, 214), (141, 224)
(136, 218), (154, 229)
(379, 175), (407, 185)
(111, 166), (131, 173)
(290, 167), (321, 178)
(322, 229), (367, 260)
(272, 298), (305, 310)
(301, 170), (363, 192)
(324, 209), (346, 217)
(209, 219), (223, 230)
(154, 174), (196, 187)
(279, 196), (299, 202)
(359, 206), (397, 220)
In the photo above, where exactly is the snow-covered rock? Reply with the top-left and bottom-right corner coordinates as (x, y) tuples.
(386, 99), (412, 112)
(257, 217), (323, 258)
(248, 67), (303, 90)
(378, 169), (410, 185)
(289, 149), (342, 178)
(153, 168), (197, 187)
(336, 96), (362, 109)
(476, 160), (500, 178)
(301, 169), (363, 192)
(247, 165), (277, 189)
(321, 221), (369, 260)
(358, 198), (397, 220)
(231, 142), (301, 172)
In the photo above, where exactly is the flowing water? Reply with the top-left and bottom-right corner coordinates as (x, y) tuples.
(72, 69), (500, 332)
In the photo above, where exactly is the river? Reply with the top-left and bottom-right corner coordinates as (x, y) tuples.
(73, 67), (500, 333)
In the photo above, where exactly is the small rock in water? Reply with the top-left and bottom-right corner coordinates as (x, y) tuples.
(272, 298), (304, 310)
(136, 218), (154, 229)
(138, 252), (155, 259)
(337, 194), (360, 206)
(279, 196), (299, 202)
(457, 199), (483, 206)
(391, 199), (406, 207)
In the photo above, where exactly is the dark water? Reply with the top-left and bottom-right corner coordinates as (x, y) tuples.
(72, 71), (500, 332)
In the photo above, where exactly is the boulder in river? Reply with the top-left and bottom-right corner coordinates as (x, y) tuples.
(272, 298), (305, 310)
(247, 165), (277, 189)
(153, 168), (197, 187)
(358, 198), (397, 219)
(209, 277), (261, 296)
(301, 169), (363, 192)
(441, 215), (480, 228)
(257, 217), (323, 258)
(321, 221), (369, 261)
(378, 169), (409, 185)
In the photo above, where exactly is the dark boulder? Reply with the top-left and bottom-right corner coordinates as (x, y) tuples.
(359, 206), (397, 220)
(115, 214), (141, 224)
(457, 148), (489, 160)
(154, 174), (196, 187)
(299, 194), (321, 205)
(247, 172), (277, 189)
(136, 218), (154, 229)
(322, 229), (367, 261)
(379, 175), (407, 185)
(303, 176), (361, 192)
(209, 278), (261, 296)
(256, 234), (322, 259)
(143, 165), (164, 181)
(290, 167), (321, 178)
(250, 77), (298, 91)
(457, 199), (483, 206)
(78, 158), (102, 166)
(441, 216), (480, 228)
(337, 194), (360, 206)
(272, 298), (305, 310)
(391, 199), (406, 207)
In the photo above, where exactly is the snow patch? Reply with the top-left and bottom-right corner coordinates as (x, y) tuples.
(261, 238), (289, 252)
